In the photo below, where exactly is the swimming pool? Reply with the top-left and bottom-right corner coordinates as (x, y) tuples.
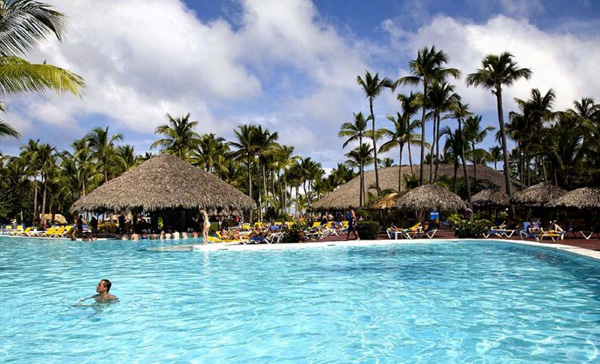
(1, 238), (599, 363)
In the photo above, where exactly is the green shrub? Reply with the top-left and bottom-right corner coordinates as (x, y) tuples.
(357, 221), (380, 240)
(448, 216), (491, 238)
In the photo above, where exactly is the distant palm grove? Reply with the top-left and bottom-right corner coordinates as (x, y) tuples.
(1, 2), (599, 225)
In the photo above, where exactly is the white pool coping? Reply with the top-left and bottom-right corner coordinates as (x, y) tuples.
(149, 238), (600, 261)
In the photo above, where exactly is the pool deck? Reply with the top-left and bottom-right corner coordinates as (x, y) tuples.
(154, 229), (600, 261)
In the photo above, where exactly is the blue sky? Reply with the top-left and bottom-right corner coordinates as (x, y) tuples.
(1, 0), (599, 172)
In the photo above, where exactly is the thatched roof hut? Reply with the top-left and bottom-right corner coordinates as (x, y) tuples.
(471, 189), (509, 208)
(71, 154), (256, 213)
(396, 184), (466, 211)
(546, 187), (600, 209)
(370, 192), (401, 210)
(313, 164), (517, 209)
(510, 182), (567, 207)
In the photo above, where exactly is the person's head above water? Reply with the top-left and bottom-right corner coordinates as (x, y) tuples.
(96, 279), (112, 293)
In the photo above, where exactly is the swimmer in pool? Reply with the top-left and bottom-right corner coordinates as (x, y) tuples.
(94, 279), (117, 302)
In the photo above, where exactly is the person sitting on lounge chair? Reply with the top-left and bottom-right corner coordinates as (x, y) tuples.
(528, 221), (541, 234)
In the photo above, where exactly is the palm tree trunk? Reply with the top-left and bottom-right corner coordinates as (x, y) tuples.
(359, 135), (364, 206)
(82, 178), (86, 197)
(41, 176), (47, 219)
(103, 157), (108, 183)
(434, 113), (441, 182)
(459, 120), (472, 206)
(247, 158), (253, 222)
(295, 186), (300, 217)
(453, 161), (458, 193)
(369, 98), (380, 196)
(359, 160), (364, 206)
(472, 142), (478, 182)
(398, 143), (403, 193)
(429, 115), (435, 184)
(541, 158), (547, 183)
(496, 89), (515, 218)
(32, 175), (38, 223)
(420, 84), (427, 185)
(408, 136), (414, 174)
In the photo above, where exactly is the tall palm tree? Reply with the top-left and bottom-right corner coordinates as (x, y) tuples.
(426, 81), (460, 182)
(19, 139), (40, 222)
(37, 143), (56, 218)
(440, 126), (461, 192)
(450, 102), (473, 205)
(466, 52), (531, 216)
(192, 133), (229, 175)
(514, 88), (556, 183)
(339, 112), (369, 206)
(379, 112), (422, 193)
(151, 113), (201, 160)
(463, 115), (494, 182)
(357, 71), (393, 196)
(397, 92), (421, 174)
(230, 125), (260, 220)
(396, 46), (460, 186)
(71, 137), (97, 197)
(345, 143), (374, 200)
(86, 126), (124, 183)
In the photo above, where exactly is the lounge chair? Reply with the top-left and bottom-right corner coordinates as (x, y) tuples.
(538, 230), (564, 242)
(578, 229), (598, 240)
(386, 225), (405, 240)
(483, 225), (517, 238)
(33, 226), (57, 238)
(519, 222), (540, 241)
(418, 227), (438, 239)
(50, 226), (66, 238)
(401, 223), (423, 239)
(16, 227), (32, 236)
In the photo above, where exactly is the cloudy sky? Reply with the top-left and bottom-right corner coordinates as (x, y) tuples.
(2, 0), (599, 170)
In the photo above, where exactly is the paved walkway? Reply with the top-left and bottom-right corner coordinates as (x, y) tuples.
(322, 229), (600, 251)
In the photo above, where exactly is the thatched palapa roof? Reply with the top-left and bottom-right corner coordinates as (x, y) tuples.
(71, 154), (256, 213)
(471, 189), (509, 208)
(370, 192), (401, 210)
(510, 182), (567, 207)
(546, 187), (600, 209)
(396, 184), (466, 211)
(313, 164), (517, 209)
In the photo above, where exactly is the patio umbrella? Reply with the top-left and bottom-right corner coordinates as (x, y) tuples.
(370, 192), (401, 210)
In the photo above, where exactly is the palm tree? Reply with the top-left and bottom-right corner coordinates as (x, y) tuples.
(440, 126), (461, 192)
(0, 120), (19, 138)
(339, 112), (369, 206)
(379, 112), (422, 193)
(463, 115), (494, 182)
(151, 113), (201, 160)
(396, 46), (460, 186)
(19, 139), (40, 222)
(37, 143), (56, 218)
(397, 92), (421, 174)
(489, 146), (502, 170)
(230, 125), (259, 220)
(426, 81), (460, 182)
(0, 1), (85, 102)
(514, 88), (556, 183)
(71, 137), (97, 196)
(86, 126), (124, 183)
(466, 52), (532, 216)
(192, 133), (229, 175)
(357, 71), (393, 196)
(450, 101), (473, 205)
(345, 143), (374, 199)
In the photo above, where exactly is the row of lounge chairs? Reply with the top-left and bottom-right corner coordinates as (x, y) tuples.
(1, 225), (73, 238)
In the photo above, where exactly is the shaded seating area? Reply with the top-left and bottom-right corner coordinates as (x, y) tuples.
(70, 155), (256, 242)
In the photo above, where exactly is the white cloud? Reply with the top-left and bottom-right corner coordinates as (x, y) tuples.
(385, 15), (600, 115)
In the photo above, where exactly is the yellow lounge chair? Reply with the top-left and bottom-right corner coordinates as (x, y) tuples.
(17, 227), (31, 236)
(402, 223), (423, 239)
(50, 226), (65, 238)
(41, 227), (57, 237)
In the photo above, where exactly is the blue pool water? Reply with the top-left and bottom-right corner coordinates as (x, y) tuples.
(0, 238), (599, 363)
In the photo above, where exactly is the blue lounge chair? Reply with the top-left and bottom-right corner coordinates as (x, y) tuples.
(519, 222), (540, 241)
